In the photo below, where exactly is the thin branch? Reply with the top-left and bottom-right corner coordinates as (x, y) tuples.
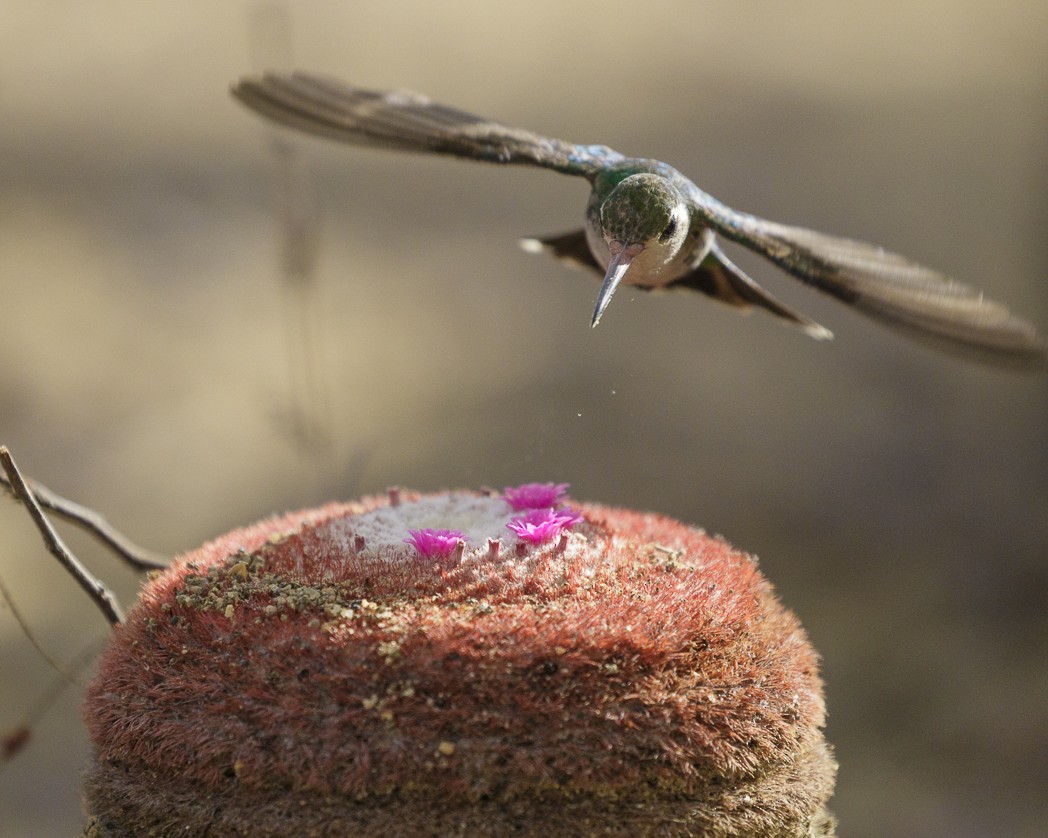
(0, 572), (79, 684)
(0, 460), (167, 571)
(0, 446), (123, 625)
(1, 635), (106, 768)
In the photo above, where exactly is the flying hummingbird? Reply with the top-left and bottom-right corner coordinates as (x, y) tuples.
(232, 72), (1046, 368)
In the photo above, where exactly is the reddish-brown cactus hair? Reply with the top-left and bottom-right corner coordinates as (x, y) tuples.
(82, 487), (836, 836)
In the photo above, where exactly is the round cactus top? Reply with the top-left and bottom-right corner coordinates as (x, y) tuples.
(83, 485), (836, 837)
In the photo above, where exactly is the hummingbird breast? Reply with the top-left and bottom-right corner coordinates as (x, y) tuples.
(584, 208), (713, 289)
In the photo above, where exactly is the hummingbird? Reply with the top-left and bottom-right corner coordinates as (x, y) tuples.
(232, 72), (1047, 368)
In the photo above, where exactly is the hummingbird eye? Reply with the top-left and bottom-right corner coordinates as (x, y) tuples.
(659, 217), (679, 241)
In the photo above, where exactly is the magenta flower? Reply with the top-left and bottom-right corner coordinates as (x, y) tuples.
(503, 482), (570, 511)
(506, 507), (582, 544)
(404, 528), (466, 558)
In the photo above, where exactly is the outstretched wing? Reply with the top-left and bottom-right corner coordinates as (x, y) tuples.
(673, 241), (833, 340)
(686, 186), (1048, 368)
(232, 72), (621, 177)
(519, 230), (601, 272)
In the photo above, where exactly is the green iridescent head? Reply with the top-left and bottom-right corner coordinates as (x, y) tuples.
(599, 173), (686, 246)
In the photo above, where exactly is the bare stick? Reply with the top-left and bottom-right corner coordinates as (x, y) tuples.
(0, 635), (106, 768)
(0, 461), (167, 571)
(0, 572), (79, 684)
(0, 447), (124, 625)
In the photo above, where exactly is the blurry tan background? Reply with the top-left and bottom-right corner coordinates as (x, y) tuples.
(2, 2), (1046, 835)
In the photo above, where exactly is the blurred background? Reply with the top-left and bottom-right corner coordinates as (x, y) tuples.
(1, 2), (1046, 835)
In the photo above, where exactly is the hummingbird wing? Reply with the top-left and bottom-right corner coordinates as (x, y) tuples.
(686, 188), (1048, 368)
(670, 241), (833, 340)
(519, 230), (600, 272)
(232, 72), (621, 177)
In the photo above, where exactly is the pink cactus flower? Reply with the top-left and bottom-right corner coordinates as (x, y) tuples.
(502, 481), (570, 511)
(404, 528), (466, 558)
(506, 506), (583, 544)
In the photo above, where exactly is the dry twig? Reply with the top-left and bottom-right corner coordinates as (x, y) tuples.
(0, 446), (125, 625)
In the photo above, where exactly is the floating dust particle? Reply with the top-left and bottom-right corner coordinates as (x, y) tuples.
(437, 741), (456, 756)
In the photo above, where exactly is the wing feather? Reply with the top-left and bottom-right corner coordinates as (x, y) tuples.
(232, 72), (619, 176)
(688, 189), (1047, 368)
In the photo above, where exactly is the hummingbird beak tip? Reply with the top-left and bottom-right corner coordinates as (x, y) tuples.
(590, 245), (636, 328)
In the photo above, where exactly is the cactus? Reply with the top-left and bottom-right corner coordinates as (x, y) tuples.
(82, 485), (835, 837)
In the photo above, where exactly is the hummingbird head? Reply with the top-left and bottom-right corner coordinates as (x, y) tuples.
(592, 173), (690, 326)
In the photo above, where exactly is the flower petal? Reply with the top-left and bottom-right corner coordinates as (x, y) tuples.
(503, 482), (570, 511)
(506, 507), (582, 544)
(404, 528), (466, 558)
